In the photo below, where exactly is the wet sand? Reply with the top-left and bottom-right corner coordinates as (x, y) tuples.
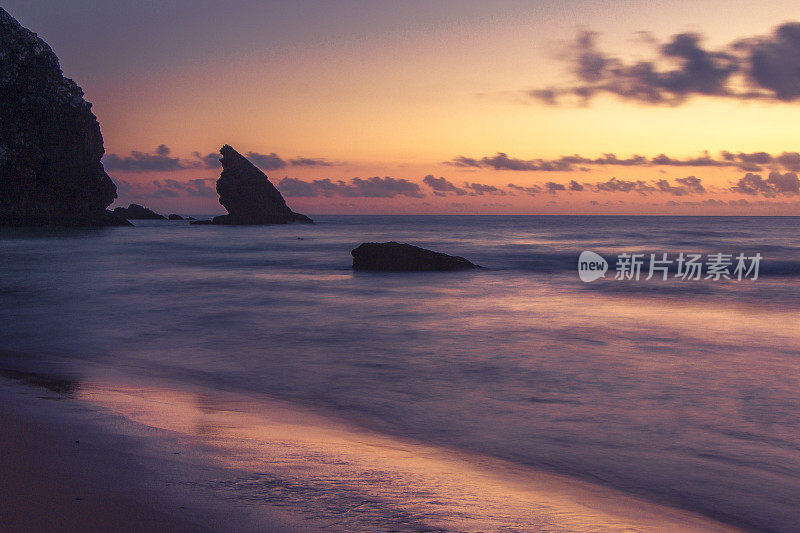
(0, 372), (744, 532)
(0, 377), (310, 533)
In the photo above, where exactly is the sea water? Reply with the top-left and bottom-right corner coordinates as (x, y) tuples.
(1, 215), (799, 531)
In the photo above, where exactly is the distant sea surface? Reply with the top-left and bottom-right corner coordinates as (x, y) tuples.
(2, 215), (799, 531)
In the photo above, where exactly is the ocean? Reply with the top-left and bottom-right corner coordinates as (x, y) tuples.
(1, 215), (799, 532)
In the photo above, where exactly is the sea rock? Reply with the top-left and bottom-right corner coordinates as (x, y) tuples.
(0, 8), (129, 226)
(351, 242), (481, 272)
(112, 203), (166, 220)
(211, 145), (312, 225)
(168, 214), (184, 220)
(189, 219), (213, 225)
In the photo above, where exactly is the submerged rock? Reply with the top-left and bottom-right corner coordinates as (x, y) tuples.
(351, 242), (481, 272)
(211, 145), (312, 225)
(112, 203), (166, 220)
(0, 7), (128, 226)
(168, 214), (184, 220)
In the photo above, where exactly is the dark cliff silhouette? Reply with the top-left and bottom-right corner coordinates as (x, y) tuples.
(0, 7), (128, 226)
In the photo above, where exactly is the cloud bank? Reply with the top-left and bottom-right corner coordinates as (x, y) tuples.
(104, 146), (342, 172)
(529, 23), (800, 105)
(446, 150), (800, 173)
(277, 176), (424, 198)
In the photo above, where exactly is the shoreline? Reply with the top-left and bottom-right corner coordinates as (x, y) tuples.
(0, 376), (315, 533)
(0, 368), (743, 533)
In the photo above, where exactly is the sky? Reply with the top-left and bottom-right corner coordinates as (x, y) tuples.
(6, 0), (800, 215)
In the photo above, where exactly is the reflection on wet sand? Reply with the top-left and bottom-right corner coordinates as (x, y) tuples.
(76, 378), (740, 533)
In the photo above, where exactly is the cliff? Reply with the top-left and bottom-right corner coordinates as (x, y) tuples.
(0, 7), (127, 226)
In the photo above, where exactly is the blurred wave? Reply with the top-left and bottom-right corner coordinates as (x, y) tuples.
(1, 215), (799, 531)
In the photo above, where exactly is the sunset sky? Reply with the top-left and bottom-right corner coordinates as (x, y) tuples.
(7, 0), (800, 215)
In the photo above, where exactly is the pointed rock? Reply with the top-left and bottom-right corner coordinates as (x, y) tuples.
(211, 145), (312, 225)
(0, 7), (128, 226)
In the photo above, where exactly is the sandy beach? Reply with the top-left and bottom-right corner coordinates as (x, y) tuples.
(0, 373), (310, 533)
(0, 367), (744, 533)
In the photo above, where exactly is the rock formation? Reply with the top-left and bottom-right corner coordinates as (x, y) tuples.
(112, 203), (166, 220)
(0, 7), (128, 226)
(211, 145), (312, 225)
(351, 242), (481, 272)
(168, 214), (184, 220)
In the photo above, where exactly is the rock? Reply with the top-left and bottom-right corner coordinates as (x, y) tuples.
(168, 214), (184, 220)
(351, 242), (481, 272)
(211, 145), (312, 225)
(0, 8), (129, 226)
(112, 203), (166, 220)
(189, 219), (213, 225)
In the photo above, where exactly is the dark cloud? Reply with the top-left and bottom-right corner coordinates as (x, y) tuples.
(576, 30), (607, 82)
(113, 177), (217, 199)
(422, 175), (467, 196)
(289, 157), (336, 167)
(446, 152), (574, 171)
(527, 88), (558, 105)
(653, 175), (706, 196)
(247, 152), (339, 170)
(277, 176), (424, 198)
(776, 152), (800, 171)
(593, 178), (656, 194)
(350, 177), (425, 198)
(702, 198), (728, 206)
(274, 178), (320, 197)
(150, 182), (181, 198)
(193, 152), (221, 169)
(568, 180), (584, 191)
(107, 146), (340, 172)
(447, 156), (483, 168)
(507, 183), (544, 196)
(479, 153), (539, 171)
(546, 182), (566, 193)
(104, 145), (188, 172)
(245, 152), (287, 171)
(654, 179), (688, 196)
(484, 152), (573, 171)
(113, 178), (134, 195)
(650, 152), (727, 167)
(161, 178), (217, 197)
(675, 176), (706, 193)
(446, 149), (800, 173)
(746, 23), (800, 101)
(730, 171), (800, 196)
(731, 172), (773, 196)
(465, 182), (506, 195)
(448, 152), (628, 171)
(587, 154), (648, 166)
(531, 23), (800, 105)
